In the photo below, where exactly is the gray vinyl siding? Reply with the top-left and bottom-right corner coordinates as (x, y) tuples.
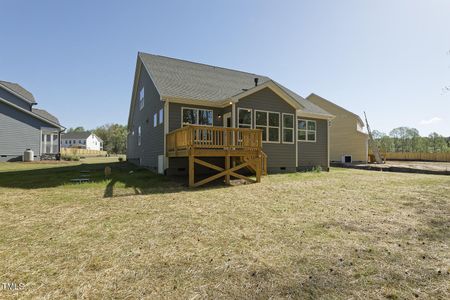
(236, 88), (297, 173)
(0, 101), (58, 161)
(0, 87), (32, 111)
(297, 118), (329, 170)
(167, 103), (224, 175)
(127, 62), (164, 170)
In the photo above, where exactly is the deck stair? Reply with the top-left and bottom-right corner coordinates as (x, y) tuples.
(236, 151), (267, 176)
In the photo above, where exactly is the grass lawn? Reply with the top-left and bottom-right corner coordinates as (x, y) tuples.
(0, 158), (449, 299)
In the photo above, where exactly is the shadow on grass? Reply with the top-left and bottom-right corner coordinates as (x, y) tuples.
(0, 161), (234, 198)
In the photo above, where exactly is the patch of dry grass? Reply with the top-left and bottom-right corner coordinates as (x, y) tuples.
(0, 160), (449, 299)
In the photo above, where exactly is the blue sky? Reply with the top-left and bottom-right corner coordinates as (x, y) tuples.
(1, 0), (449, 136)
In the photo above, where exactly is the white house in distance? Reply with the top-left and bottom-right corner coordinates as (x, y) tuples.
(61, 131), (103, 151)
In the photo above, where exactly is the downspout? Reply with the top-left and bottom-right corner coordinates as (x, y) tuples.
(295, 110), (298, 170)
(327, 120), (330, 171)
(164, 99), (169, 170)
(58, 129), (63, 160)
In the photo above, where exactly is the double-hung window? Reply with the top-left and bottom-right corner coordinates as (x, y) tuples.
(298, 119), (316, 142)
(159, 108), (164, 124)
(282, 113), (294, 143)
(182, 107), (213, 126)
(139, 87), (144, 110)
(238, 108), (252, 128)
(138, 126), (142, 146)
(255, 110), (280, 143)
(153, 113), (157, 127)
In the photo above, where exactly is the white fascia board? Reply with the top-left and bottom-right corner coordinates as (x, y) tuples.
(297, 110), (335, 120)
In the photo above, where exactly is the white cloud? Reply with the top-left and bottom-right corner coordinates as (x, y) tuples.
(419, 117), (443, 125)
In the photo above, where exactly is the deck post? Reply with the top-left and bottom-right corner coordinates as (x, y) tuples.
(188, 152), (195, 188)
(256, 155), (262, 183)
(225, 155), (230, 185)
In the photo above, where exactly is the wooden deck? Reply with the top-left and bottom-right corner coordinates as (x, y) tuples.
(166, 126), (267, 187)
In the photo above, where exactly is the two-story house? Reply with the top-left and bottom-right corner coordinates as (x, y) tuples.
(61, 131), (103, 151)
(0, 80), (64, 161)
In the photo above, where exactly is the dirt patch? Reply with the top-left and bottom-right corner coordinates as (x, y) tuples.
(335, 160), (450, 175)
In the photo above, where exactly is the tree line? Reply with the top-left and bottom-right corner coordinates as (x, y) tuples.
(65, 124), (127, 154)
(372, 127), (449, 153)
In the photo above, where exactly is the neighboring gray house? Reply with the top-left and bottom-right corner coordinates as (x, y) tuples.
(0, 80), (64, 161)
(127, 53), (334, 181)
(61, 131), (104, 151)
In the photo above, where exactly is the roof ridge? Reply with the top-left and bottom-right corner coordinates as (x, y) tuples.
(139, 52), (269, 79)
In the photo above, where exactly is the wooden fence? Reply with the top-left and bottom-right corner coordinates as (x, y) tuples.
(61, 148), (107, 157)
(383, 152), (450, 162)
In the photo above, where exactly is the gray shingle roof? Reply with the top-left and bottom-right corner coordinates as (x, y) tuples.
(139, 53), (332, 117)
(62, 131), (92, 140)
(0, 80), (36, 104)
(32, 108), (60, 125)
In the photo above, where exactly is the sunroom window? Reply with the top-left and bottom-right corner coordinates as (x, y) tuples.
(255, 110), (280, 143)
(182, 107), (213, 126)
(238, 108), (252, 128)
(298, 119), (316, 142)
(282, 113), (294, 143)
(41, 132), (59, 154)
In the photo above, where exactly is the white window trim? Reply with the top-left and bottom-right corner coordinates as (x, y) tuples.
(237, 107), (253, 129)
(254, 109), (280, 143)
(153, 113), (158, 127)
(282, 113), (295, 144)
(181, 107), (214, 127)
(297, 119), (317, 143)
(139, 87), (145, 111)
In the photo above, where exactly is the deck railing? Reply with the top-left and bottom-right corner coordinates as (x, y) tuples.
(166, 125), (262, 154)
